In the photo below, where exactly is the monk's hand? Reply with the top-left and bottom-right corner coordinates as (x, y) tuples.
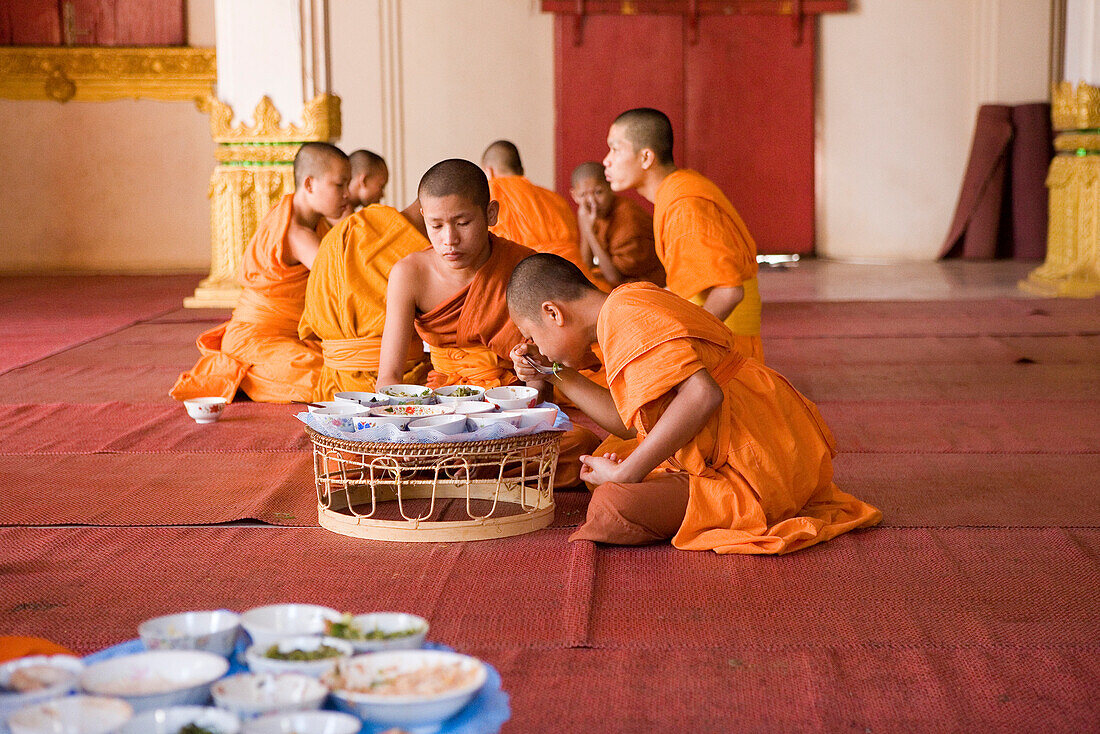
(510, 343), (550, 389)
(577, 197), (598, 233)
(578, 454), (630, 485)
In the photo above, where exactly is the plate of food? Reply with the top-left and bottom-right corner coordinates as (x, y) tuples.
(378, 385), (433, 405)
(369, 404), (453, 419)
(323, 613), (428, 654)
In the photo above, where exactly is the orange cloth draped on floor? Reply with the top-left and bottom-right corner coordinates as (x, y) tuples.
(594, 195), (666, 286)
(414, 235), (598, 486)
(0, 636), (74, 664)
(574, 282), (880, 553)
(299, 205), (431, 399)
(653, 169), (763, 361)
(171, 195), (323, 403)
(489, 175), (611, 290)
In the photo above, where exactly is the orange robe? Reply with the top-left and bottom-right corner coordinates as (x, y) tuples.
(0, 636), (74, 664)
(592, 195), (665, 287)
(171, 195), (323, 403)
(414, 235), (598, 487)
(300, 205), (431, 400)
(583, 282), (880, 554)
(653, 169), (763, 362)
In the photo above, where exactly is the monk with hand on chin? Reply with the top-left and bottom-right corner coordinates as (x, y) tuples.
(507, 253), (880, 553)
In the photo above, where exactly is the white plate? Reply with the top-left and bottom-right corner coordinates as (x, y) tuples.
(80, 650), (228, 713)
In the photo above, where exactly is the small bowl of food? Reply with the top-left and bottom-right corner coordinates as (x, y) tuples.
(432, 385), (485, 404)
(138, 610), (241, 658)
(323, 613), (429, 654)
(407, 415), (468, 437)
(244, 636), (352, 679)
(484, 386), (539, 410)
(210, 673), (326, 721)
(311, 405), (367, 433)
(333, 391), (390, 408)
(0, 655), (83, 722)
(117, 705), (242, 734)
(324, 650), (487, 730)
(184, 397), (228, 425)
(450, 401), (496, 416)
(379, 384), (433, 405)
(241, 710), (361, 734)
(7, 695), (132, 734)
(80, 650), (228, 713)
(353, 414), (412, 431)
(467, 412), (521, 431)
(508, 406), (560, 429)
(240, 604), (341, 651)
(369, 404), (453, 420)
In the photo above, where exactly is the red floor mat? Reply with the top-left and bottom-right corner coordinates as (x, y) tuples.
(765, 334), (1100, 366)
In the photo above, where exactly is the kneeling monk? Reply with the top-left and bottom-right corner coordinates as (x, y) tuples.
(172, 143), (350, 403)
(507, 254), (881, 553)
(377, 159), (599, 488)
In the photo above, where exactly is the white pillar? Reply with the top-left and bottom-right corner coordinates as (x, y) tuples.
(1064, 0), (1100, 85)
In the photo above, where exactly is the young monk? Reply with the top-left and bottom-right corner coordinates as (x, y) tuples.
(171, 143), (349, 403)
(299, 200), (431, 400)
(571, 161), (665, 288)
(507, 254), (881, 553)
(377, 159), (599, 487)
(348, 149), (389, 209)
(604, 108), (764, 362)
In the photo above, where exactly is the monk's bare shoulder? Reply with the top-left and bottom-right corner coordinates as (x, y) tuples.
(285, 221), (322, 268)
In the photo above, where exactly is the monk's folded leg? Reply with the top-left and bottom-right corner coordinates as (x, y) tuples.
(553, 426), (601, 489)
(569, 472), (690, 545)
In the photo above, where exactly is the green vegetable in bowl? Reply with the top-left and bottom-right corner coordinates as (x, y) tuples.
(450, 386), (478, 397)
(264, 643), (344, 661)
(179, 726), (220, 734)
(325, 614), (424, 641)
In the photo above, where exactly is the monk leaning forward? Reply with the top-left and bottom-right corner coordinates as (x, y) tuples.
(377, 159), (599, 488)
(299, 202), (432, 400)
(508, 254), (881, 553)
(171, 143), (350, 403)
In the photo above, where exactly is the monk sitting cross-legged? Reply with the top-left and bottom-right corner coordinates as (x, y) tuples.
(171, 143), (350, 403)
(507, 254), (881, 553)
(376, 159), (599, 488)
(299, 200), (432, 400)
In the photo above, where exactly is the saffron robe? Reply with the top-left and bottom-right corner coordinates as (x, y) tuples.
(299, 205), (431, 400)
(171, 195), (323, 403)
(592, 195), (665, 287)
(0, 636), (74, 664)
(588, 282), (881, 554)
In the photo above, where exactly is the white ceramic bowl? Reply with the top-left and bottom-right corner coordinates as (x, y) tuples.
(244, 636), (353, 679)
(379, 384), (433, 405)
(450, 401), (497, 416)
(333, 391), (390, 407)
(138, 610), (241, 658)
(353, 414), (412, 431)
(407, 415), (467, 436)
(432, 385), (485, 404)
(508, 406), (559, 429)
(240, 604), (341, 650)
(306, 401), (347, 413)
(369, 404), (453, 420)
(0, 655), (83, 722)
(325, 650), (487, 730)
(483, 386), (539, 410)
(80, 650), (228, 713)
(210, 673), (326, 721)
(184, 397), (227, 425)
(325, 613), (429, 655)
(7, 695), (132, 734)
(467, 412), (521, 431)
(117, 705), (241, 734)
(242, 711), (361, 734)
(311, 405), (367, 433)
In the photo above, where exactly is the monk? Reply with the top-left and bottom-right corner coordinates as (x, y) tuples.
(481, 140), (609, 290)
(507, 254), (881, 553)
(171, 143), (350, 403)
(299, 200), (431, 400)
(348, 149), (389, 209)
(571, 161), (665, 287)
(377, 159), (599, 487)
(603, 108), (764, 362)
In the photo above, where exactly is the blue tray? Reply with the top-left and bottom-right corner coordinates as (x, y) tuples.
(85, 637), (509, 734)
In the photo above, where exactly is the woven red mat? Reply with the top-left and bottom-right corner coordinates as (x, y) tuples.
(765, 334), (1100, 366)
(0, 362), (186, 403)
(147, 307), (233, 324)
(29, 322), (215, 371)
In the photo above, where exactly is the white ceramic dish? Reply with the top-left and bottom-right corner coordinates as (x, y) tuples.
(450, 401), (496, 416)
(184, 397), (227, 425)
(117, 705), (241, 734)
(138, 610), (241, 658)
(369, 404), (453, 420)
(432, 385), (485, 404)
(0, 655), (83, 722)
(240, 604), (341, 650)
(353, 414), (412, 431)
(483, 386), (539, 410)
(210, 673), (326, 721)
(244, 636), (352, 679)
(379, 384), (433, 405)
(324, 613), (429, 655)
(80, 650), (228, 713)
(467, 412), (521, 431)
(311, 405), (367, 433)
(407, 415), (467, 436)
(333, 391), (390, 407)
(7, 695), (132, 734)
(508, 406), (559, 429)
(242, 710), (361, 734)
(325, 650), (486, 730)
(306, 401), (343, 413)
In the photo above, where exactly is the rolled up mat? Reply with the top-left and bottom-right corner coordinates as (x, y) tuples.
(1010, 102), (1053, 261)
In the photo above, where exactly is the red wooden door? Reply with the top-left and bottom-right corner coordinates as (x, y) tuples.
(0, 0), (63, 44)
(0, 0), (183, 45)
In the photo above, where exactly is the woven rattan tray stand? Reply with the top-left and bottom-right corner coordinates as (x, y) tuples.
(308, 427), (560, 542)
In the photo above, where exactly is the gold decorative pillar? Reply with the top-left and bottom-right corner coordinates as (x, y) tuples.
(184, 93), (341, 308)
(1020, 82), (1100, 298)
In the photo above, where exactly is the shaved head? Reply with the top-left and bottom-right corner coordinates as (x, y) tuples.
(612, 108), (674, 165)
(482, 140), (524, 176)
(571, 161), (607, 187)
(418, 159), (490, 210)
(294, 142), (349, 187)
(349, 149), (386, 178)
(507, 253), (601, 321)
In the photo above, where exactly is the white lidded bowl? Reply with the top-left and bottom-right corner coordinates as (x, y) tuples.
(138, 609), (241, 658)
(7, 695), (132, 734)
(432, 385), (485, 404)
(333, 391), (390, 407)
(325, 650), (486, 730)
(0, 655), (84, 722)
(211, 673), (326, 721)
(326, 613), (429, 655)
(117, 705), (241, 734)
(244, 636), (352, 679)
(80, 650), (228, 713)
(407, 415), (467, 436)
(240, 604), (341, 650)
(467, 412), (521, 431)
(508, 406), (559, 429)
(183, 397), (227, 425)
(379, 384), (433, 405)
(450, 401), (496, 416)
(483, 386), (539, 410)
(242, 710), (361, 734)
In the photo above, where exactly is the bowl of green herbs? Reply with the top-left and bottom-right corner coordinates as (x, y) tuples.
(322, 613), (428, 654)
